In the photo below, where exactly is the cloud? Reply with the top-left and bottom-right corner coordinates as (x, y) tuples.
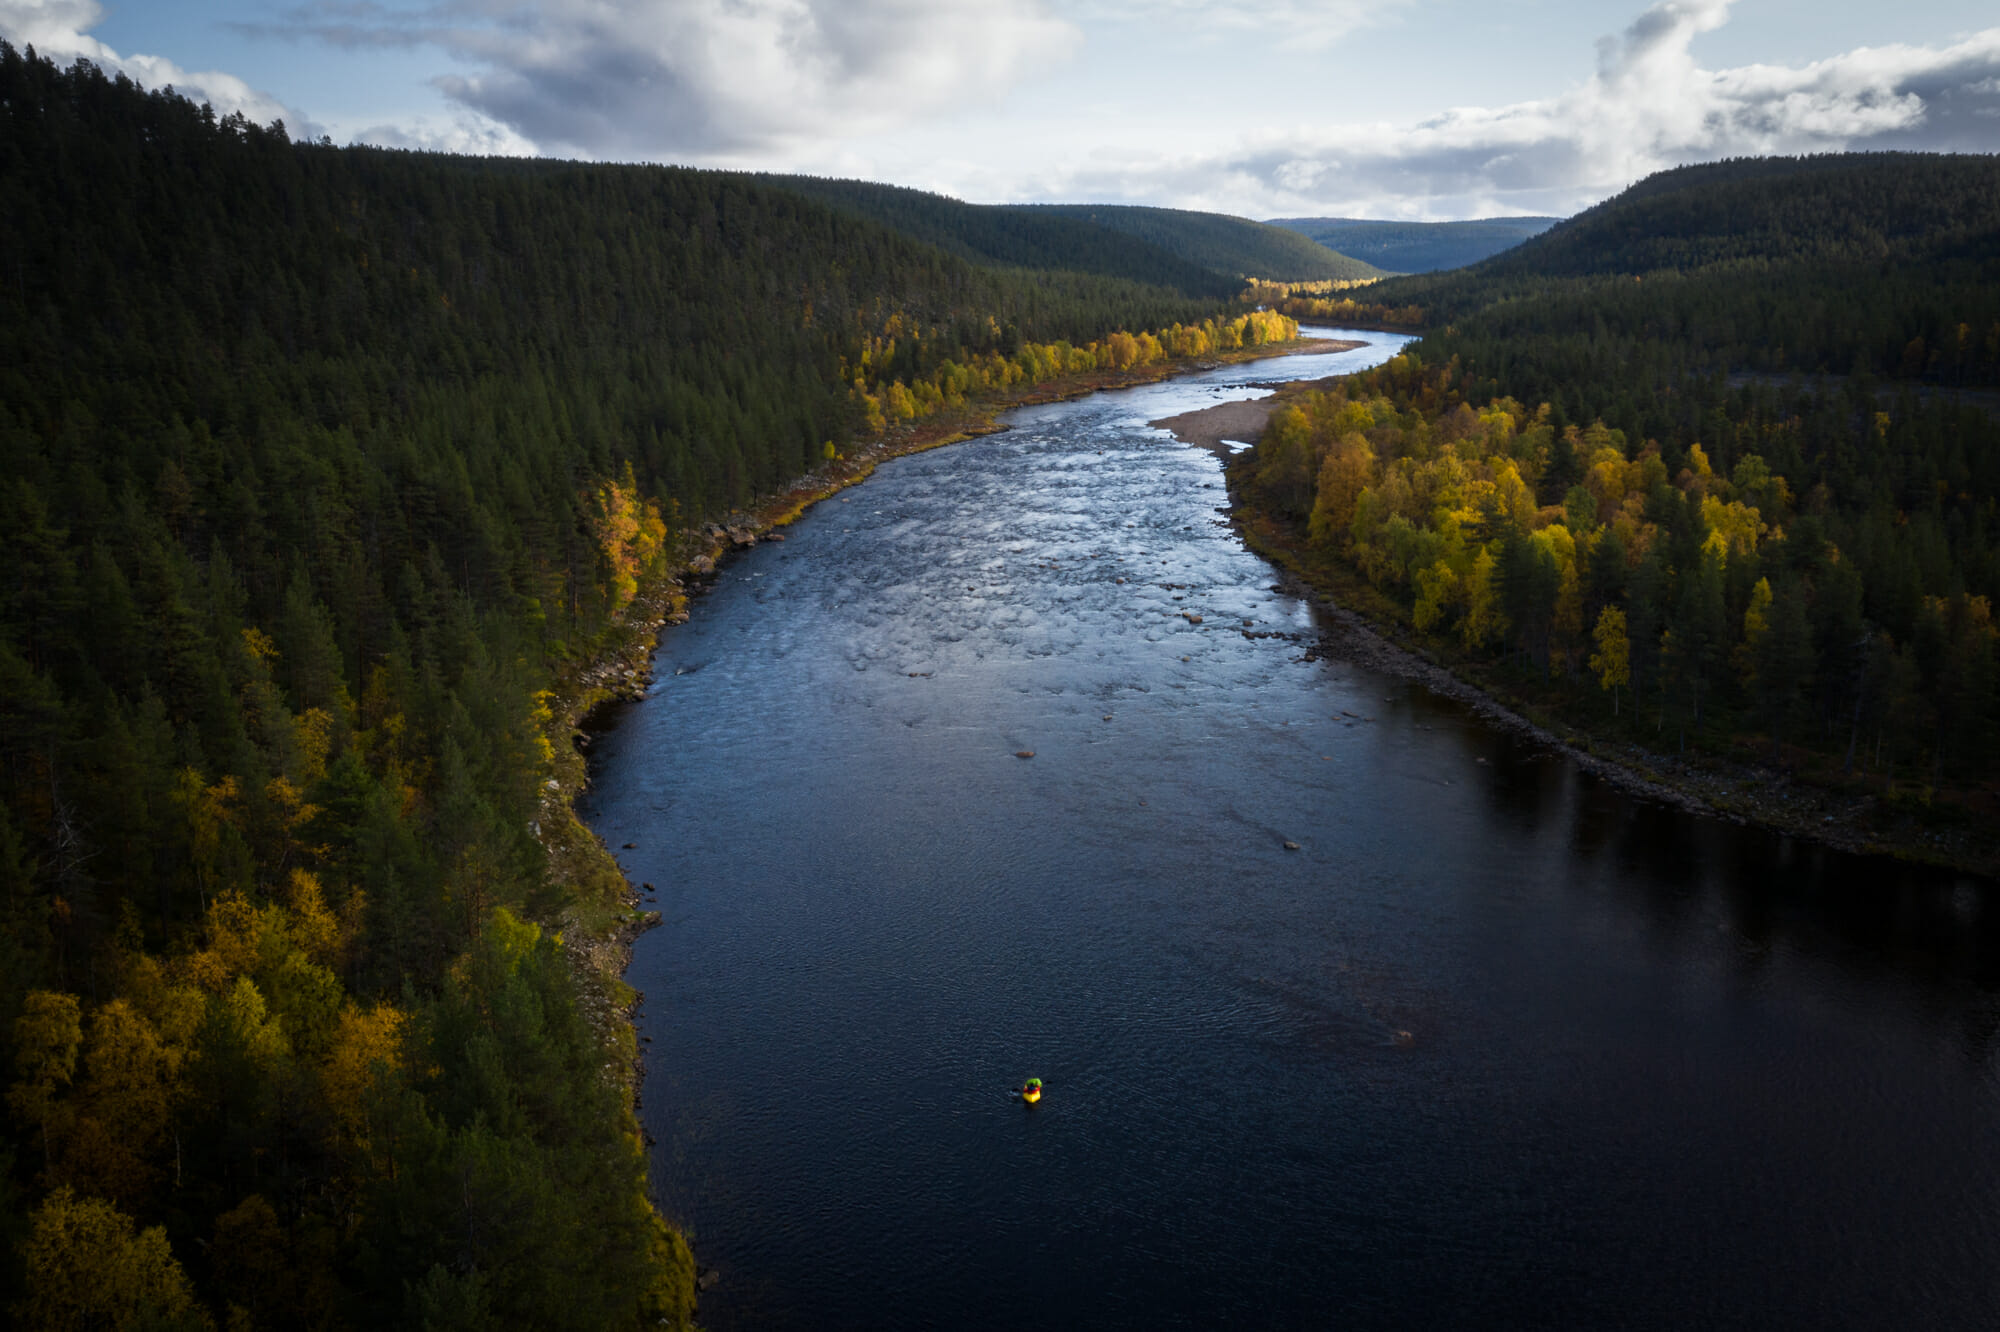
(1007, 0), (2000, 218)
(348, 114), (538, 156)
(1077, 0), (1392, 51)
(0, 0), (319, 134)
(274, 0), (1080, 159)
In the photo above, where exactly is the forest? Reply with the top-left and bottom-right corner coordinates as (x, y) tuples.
(756, 177), (1381, 288)
(755, 174), (1242, 299)
(1015, 203), (1383, 281)
(0, 45), (1279, 1329)
(1242, 153), (2000, 818)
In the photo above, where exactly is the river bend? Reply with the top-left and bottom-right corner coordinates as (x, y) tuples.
(582, 330), (2000, 1330)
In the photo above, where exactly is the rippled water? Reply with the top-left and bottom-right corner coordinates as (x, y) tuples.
(583, 330), (2000, 1330)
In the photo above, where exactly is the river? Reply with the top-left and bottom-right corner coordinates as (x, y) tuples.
(581, 329), (2000, 1329)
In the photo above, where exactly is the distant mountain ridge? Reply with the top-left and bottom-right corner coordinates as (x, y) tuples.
(1263, 216), (1559, 273)
(758, 175), (1242, 298)
(763, 177), (1379, 287)
(1020, 203), (1384, 282)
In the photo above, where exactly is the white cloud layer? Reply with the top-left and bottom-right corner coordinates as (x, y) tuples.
(0, 0), (317, 134)
(281, 0), (1081, 159)
(4, 0), (1995, 215)
(347, 114), (539, 157)
(1024, 0), (2000, 217)
(1078, 0), (1391, 51)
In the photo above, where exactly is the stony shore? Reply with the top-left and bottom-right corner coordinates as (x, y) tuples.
(1146, 340), (1364, 451)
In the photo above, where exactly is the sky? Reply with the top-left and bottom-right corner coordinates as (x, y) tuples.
(4, 0), (1997, 219)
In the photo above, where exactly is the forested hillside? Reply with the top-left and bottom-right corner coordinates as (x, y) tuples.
(1243, 153), (2000, 825)
(0, 45), (1256, 1328)
(766, 177), (1378, 285)
(760, 175), (1242, 297)
(1021, 204), (1383, 281)
(1328, 154), (2000, 362)
(1263, 216), (1558, 273)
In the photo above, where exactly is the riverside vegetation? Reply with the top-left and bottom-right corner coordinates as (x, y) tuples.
(0, 44), (1303, 1329)
(1237, 154), (2000, 866)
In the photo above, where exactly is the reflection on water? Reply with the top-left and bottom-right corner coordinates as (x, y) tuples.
(583, 330), (2000, 1330)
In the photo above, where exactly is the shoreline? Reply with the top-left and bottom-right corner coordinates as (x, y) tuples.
(1151, 376), (1999, 881)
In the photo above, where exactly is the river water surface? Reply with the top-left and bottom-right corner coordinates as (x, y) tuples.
(583, 330), (2000, 1329)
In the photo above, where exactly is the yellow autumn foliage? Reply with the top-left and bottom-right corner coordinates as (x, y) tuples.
(17, 1187), (207, 1331)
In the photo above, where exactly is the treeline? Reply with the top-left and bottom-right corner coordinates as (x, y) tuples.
(0, 44), (1253, 1328)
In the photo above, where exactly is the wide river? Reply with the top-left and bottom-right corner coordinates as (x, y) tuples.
(583, 329), (2000, 1329)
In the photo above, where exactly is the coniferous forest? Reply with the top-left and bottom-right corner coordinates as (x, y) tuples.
(1243, 153), (2000, 834)
(0, 45), (1284, 1328)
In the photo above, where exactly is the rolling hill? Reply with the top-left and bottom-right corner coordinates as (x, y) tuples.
(1021, 203), (1383, 281)
(1333, 152), (2000, 368)
(765, 177), (1379, 287)
(758, 175), (1243, 297)
(1264, 216), (1558, 273)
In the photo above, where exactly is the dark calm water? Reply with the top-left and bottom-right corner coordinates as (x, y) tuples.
(582, 330), (2000, 1329)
